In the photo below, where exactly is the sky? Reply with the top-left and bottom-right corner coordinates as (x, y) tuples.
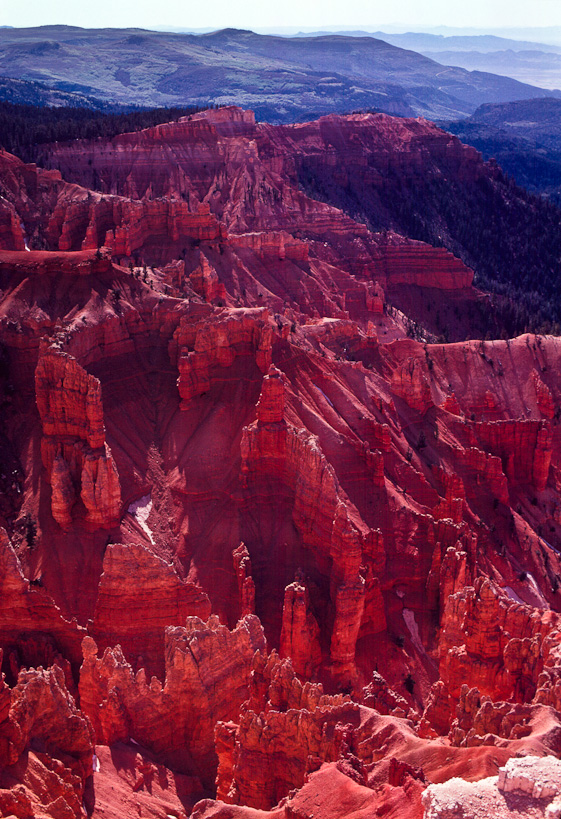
(3, 0), (561, 33)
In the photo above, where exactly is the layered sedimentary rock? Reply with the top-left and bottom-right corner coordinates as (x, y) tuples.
(0, 660), (94, 817)
(0, 528), (85, 673)
(189, 253), (227, 303)
(435, 577), (561, 723)
(232, 543), (255, 619)
(362, 670), (412, 719)
(279, 578), (322, 678)
(241, 365), (385, 673)
(474, 420), (552, 491)
(171, 310), (273, 408)
(79, 615), (266, 784)
(214, 651), (358, 808)
(92, 541), (211, 679)
(229, 230), (309, 262)
(454, 446), (509, 504)
(0, 149), (222, 262)
(390, 357), (433, 414)
(374, 240), (474, 290)
(0, 108), (485, 340)
(0, 663), (93, 770)
(35, 342), (121, 529)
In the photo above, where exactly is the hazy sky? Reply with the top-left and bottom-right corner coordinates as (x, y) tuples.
(3, 0), (561, 32)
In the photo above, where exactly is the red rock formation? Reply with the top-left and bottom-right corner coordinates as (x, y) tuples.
(232, 543), (255, 619)
(189, 253), (227, 303)
(35, 341), (105, 449)
(533, 369), (555, 419)
(474, 420), (552, 491)
(35, 342), (121, 529)
(100, 199), (221, 260)
(442, 392), (462, 415)
(30, 109), (483, 319)
(375, 241), (474, 290)
(362, 670), (412, 718)
(439, 577), (559, 708)
(454, 446), (509, 504)
(390, 356), (433, 414)
(0, 528), (85, 673)
(0, 659), (93, 817)
(1, 663), (93, 770)
(172, 310), (272, 408)
(215, 652), (357, 808)
(279, 578), (322, 678)
(79, 615), (266, 785)
(241, 366), (385, 673)
(256, 364), (286, 423)
(3, 107), (561, 819)
(229, 230), (309, 262)
(0, 147), (222, 266)
(92, 541), (211, 679)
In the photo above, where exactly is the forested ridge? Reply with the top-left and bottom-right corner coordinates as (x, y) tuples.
(298, 156), (561, 336)
(0, 100), (214, 163)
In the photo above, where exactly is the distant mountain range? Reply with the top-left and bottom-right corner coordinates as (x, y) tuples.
(0, 25), (558, 122)
(289, 31), (561, 91)
(371, 32), (561, 91)
(294, 32), (561, 53)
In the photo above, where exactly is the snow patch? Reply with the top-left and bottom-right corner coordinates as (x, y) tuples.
(128, 494), (155, 544)
(403, 608), (425, 656)
(21, 220), (30, 250)
(527, 572), (549, 609)
(543, 538), (560, 555)
(93, 754), (100, 772)
(504, 586), (525, 605)
(316, 386), (334, 408)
